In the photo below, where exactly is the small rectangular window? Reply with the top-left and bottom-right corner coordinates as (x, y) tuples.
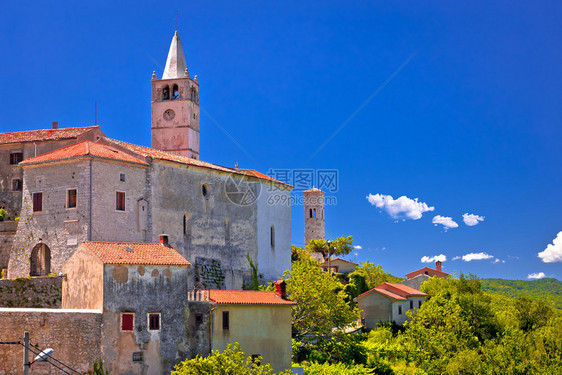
(116, 191), (125, 211)
(222, 311), (229, 330)
(67, 189), (77, 208)
(121, 313), (134, 331)
(10, 152), (23, 165)
(132, 351), (144, 362)
(148, 313), (160, 331)
(410, 300), (413, 310)
(195, 313), (203, 325)
(32, 192), (43, 212)
(418, 300), (422, 308)
(120, 173), (126, 182)
(398, 306), (402, 315)
(12, 179), (22, 191)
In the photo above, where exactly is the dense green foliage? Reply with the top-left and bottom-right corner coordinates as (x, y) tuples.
(289, 253), (562, 375)
(305, 236), (354, 258)
(481, 277), (562, 309)
(172, 343), (292, 375)
(284, 255), (360, 343)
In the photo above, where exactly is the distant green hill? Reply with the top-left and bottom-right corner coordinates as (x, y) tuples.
(481, 278), (562, 310)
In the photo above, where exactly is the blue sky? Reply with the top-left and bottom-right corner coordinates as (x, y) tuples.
(1, 1), (561, 280)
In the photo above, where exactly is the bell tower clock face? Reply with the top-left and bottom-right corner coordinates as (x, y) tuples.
(163, 109), (176, 121)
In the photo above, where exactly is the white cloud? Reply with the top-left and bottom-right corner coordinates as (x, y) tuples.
(452, 256), (461, 261)
(538, 232), (562, 263)
(353, 245), (362, 250)
(463, 213), (485, 226)
(462, 252), (494, 261)
(527, 272), (546, 280)
(421, 254), (447, 263)
(366, 193), (434, 220)
(432, 215), (459, 231)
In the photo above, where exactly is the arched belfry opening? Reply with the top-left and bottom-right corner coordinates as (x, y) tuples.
(172, 84), (179, 99)
(30, 243), (51, 276)
(162, 85), (170, 100)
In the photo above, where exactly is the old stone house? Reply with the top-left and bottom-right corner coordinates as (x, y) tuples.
(354, 282), (427, 328)
(321, 257), (358, 274)
(61, 236), (210, 374)
(208, 281), (295, 373)
(2, 30), (292, 290)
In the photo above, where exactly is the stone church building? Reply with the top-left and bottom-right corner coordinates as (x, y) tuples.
(0, 30), (292, 290)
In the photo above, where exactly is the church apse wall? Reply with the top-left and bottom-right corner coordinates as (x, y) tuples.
(149, 161), (258, 290)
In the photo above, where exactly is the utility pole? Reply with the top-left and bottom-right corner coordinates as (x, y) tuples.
(23, 331), (30, 375)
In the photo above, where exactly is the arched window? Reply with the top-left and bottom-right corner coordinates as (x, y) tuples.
(312, 209), (316, 218)
(30, 243), (51, 276)
(270, 225), (275, 249)
(162, 85), (170, 100)
(309, 209), (313, 218)
(172, 84), (179, 100)
(191, 88), (198, 103)
(184, 213), (191, 238)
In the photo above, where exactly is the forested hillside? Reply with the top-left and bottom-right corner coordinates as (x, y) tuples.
(481, 278), (562, 309)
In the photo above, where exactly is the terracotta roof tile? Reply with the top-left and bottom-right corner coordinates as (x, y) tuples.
(0, 126), (99, 144)
(208, 290), (296, 305)
(357, 282), (427, 301)
(81, 241), (191, 266)
(106, 138), (292, 188)
(19, 140), (148, 166)
(405, 267), (449, 279)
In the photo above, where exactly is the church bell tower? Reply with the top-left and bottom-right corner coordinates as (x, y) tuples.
(151, 31), (200, 159)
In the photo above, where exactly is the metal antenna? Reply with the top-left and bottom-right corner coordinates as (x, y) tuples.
(95, 101), (98, 125)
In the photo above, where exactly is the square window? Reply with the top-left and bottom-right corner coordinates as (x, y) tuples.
(67, 189), (77, 208)
(195, 313), (203, 325)
(121, 313), (134, 331)
(222, 311), (229, 330)
(10, 152), (23, 165)
(12, 179), (22, 191)
(32, 192), (43, 212)
(120, 173), (126, 182)
(132, 351), (144, 362)
(148, 313), (160, 331)
(116, 191), (125, 211)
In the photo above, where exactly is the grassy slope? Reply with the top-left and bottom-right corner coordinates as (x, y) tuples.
(481, 277), (562, 310)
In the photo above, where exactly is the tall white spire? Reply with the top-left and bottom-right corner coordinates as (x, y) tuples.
(162, 31), (188, 79)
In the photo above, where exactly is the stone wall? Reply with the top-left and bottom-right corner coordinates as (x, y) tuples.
(0, 308), (102, 374)
(0, 220), (16, 271)
(0, 276), (62, 308)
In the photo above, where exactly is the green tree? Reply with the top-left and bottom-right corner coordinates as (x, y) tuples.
(514, 296), (553, 332)
(285, 256), (359, 343)
(305, 236), (354, 258)
(171, 343), (292, 375)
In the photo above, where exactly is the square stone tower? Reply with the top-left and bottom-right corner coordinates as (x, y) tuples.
(151, 31), (200, 159)
(304, 187), (325, 245)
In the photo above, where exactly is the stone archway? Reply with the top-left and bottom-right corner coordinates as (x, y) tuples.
(30, 243), (51, 276)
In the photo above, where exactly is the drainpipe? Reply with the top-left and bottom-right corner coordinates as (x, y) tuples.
(89, 158), (93, 240)
(33, 142), (37, 157)
(209, 302), (216, 355)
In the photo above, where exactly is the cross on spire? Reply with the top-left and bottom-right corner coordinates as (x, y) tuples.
(174, 14), (180, 30)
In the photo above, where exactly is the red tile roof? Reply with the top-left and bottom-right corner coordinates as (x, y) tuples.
(208, 290), (296, 305)
(105, 138), (292, 188)
(0, 126), (100, 144)
(357, 282), (427, 301)
(405, 267), (449, 279)
(81, 241), (191, 266)
(19, 140), (148, 166)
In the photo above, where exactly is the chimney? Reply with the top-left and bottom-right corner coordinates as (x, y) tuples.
(436, 260), (442, 272)
(52, 121), (59, 129)
(275, 280), (287, 300)
(159, 234), (170, 247)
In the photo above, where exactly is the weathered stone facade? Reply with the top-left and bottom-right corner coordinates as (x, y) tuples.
(0, 308), (102, 374)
